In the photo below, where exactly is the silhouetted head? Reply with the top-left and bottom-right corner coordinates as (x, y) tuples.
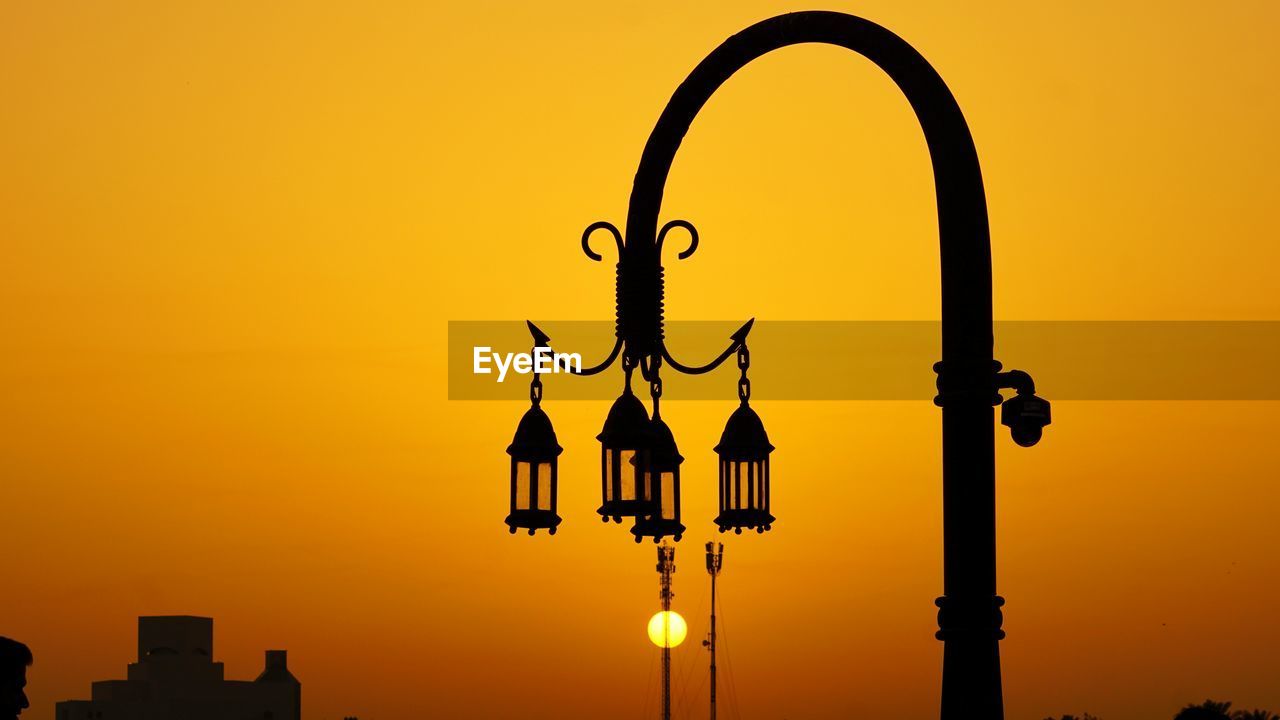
(0, 637), (32, 719)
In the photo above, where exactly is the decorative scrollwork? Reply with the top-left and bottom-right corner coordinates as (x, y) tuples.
(581, 221), (624, 262)
(656, 219), (699, 260)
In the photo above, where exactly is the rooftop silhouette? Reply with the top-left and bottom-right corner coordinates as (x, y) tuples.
(55, 616), (299, 720)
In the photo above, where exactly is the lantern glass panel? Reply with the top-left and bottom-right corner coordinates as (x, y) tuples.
(718, 459), (728, 513)
(515, 461), (532, 511)
(734, 460), (749, 510)
(603, 449), (617, 502)
(601, 448), (637, 499)
(619, 450), (638, 500)
(747, 461), (756, 509)
(732, 458), (742, 509)
(760, 458), (769, 511)
(658, 472), (676, 519)
(603, 449), (645, 502)
(637, 452), (649, 500)
(535, 462), (553, 511)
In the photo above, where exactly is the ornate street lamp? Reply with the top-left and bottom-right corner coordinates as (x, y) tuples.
(596, 366), (654, 523)
(631, 363), (685, 543)
(504, 11), (1053, 720)
(714, 345), (774, 534)
(504, 336), (562, 536)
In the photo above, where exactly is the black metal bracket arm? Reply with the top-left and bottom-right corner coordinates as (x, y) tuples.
(933, 361), (1050, 447)
(994, 369), (1035, 395)
(524, 321), (622, 377)
(660, 318), (754, 375)
(931, 361), (1037, 402)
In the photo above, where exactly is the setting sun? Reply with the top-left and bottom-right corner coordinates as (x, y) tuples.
(647, 611), (688, 649)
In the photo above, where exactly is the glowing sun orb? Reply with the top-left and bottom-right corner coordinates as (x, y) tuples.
(647, 611), (688, 648)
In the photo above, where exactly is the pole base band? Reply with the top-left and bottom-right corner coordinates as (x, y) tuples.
(935, 595), (1006, 640)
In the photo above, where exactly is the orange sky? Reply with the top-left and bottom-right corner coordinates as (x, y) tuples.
(2, 2), (1279, 719)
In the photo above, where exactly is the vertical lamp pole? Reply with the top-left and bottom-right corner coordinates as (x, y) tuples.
(505, 11), (1053, 720)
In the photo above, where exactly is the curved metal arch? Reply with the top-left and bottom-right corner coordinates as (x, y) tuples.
(624, 11), (992, 365)
(660, 318), (754, 375)
(617, 12), (1002, 720)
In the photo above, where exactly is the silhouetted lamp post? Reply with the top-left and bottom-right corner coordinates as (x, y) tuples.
(504, 11), (1052, 720)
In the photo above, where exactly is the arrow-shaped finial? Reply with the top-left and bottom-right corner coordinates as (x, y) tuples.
(729, 318), (755, 344)
(526, 320), (552, 347)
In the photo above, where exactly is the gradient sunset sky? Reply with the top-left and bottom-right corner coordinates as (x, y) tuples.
(3, 1), (1279, 719)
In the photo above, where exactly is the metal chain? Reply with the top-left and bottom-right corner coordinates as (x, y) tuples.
(737, 343), (751, 402)
(649, 355), (664, 418)
(530, 346), (544, 406)
(621, 354), (635, 392)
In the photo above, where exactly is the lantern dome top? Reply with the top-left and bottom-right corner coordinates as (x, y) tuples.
(597, 389), (652, 447)
(714, 403), (774, 460)
(507, 405), (563, 462)
(648, 416), (684, 470)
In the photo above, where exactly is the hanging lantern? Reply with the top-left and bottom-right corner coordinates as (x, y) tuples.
(714, 402), (775, 534)
(505, 386), (562, 536)
(597, 378), (654, 523)
(631, 414), (685, 543)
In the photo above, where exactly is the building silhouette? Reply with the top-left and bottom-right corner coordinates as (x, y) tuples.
(56, 616), (300, 720)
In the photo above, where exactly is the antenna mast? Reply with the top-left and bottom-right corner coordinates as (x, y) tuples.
(703, 542), (723, 720)
(657, 541), (676, 720)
